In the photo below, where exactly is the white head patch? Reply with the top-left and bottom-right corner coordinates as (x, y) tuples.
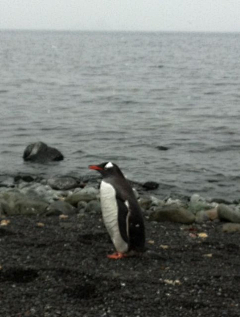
(105, 162), (113, 169)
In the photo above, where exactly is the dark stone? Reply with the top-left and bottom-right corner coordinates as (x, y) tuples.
(14, 175), (35, 183)
(142, 181), (159, 190)
(47, 177), (79, 190)
(23, 142), (64, 163)
(156, 146), (169, 151)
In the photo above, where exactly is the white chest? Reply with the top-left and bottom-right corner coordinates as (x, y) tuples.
(100, 180), (128, 253)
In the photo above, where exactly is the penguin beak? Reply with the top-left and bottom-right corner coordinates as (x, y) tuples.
(89, 165), (103, 171)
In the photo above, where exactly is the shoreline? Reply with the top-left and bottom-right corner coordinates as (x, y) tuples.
(0, 173), (240, 226)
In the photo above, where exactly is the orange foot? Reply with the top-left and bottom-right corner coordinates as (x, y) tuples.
(107, 252), (127, 259)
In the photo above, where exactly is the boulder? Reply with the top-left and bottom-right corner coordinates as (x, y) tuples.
(149, 204), (195, 224)
(45, 201), (77, 216)
(0, 191), (48, 216)
(23, 142), (64, 163)
(66, 187), (99, 206)
(217, 204), (240, 223)
(142, 182), (159, 190)
(20, 184), (60, 204)
(47, 177), (79, 190)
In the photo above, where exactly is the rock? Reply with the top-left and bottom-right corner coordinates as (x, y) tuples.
(150, 196), (164, 207)
(189, 194), (214, 213)
(0, 176), (15, 188)
(195, 208), (218, 223)
(45, 201), (77, 216)
(210, 198), (232, 205)
(66, 187), (99, 206)
(14, 175), (35, 183)
(23, 142), (64, 163)
(84, 200), (101, 214)
(0, 191), (48, 216)
(142, 182), (159, 190)
(156, 146), (169, 151)
(0, 200), (11, 216)
(222, 223), (240, 233)
(205, 207), (218, 221)
(149, 204), (195, 224)
(217, 204), (240, 223)
(77, 201), (88, 211)
(47, 177), (79, 190)
(20, 184), (60, 204)
(195, 210), (209, 223)
(138, 196), (153, 211)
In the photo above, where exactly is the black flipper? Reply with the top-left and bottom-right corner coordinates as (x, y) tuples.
(116, 197), (129, 244)
(128, 210), (145, 252)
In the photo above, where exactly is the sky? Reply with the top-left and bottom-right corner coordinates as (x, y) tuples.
(1, 0), (240, 33)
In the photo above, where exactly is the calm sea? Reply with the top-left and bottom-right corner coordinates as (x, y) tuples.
(0, 30), (240, 200)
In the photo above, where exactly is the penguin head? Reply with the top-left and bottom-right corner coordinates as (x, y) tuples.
(89, 162), (124, 179)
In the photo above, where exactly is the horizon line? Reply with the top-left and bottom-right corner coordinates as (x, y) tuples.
(0, 28), (240, 34)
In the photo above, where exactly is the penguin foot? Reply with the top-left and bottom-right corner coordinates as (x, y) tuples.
(107, 252), (127, 259)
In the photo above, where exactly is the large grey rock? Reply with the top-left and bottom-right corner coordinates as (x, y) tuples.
(0, 190), (48, 216)
(149, 204), (195, 224)
(47, 177), (79, 190)
(218, 204), (240, 223)
(45, 201), (77, 216)
(20, 183), (61, 203)
(66, 187), (99, 206)
(23, 142), (64, 163)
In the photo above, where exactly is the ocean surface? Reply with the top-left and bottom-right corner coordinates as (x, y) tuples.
(0, 30), (240, 200)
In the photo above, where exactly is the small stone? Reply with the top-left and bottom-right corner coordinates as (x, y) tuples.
(164, 279), (181, 286)
(222, 223), (240, 233)
(36, 222), (45, 227)
(160, 245), (169, 249)
(148, 240), (155, 244)
(0, 219), (10, 226)
(197, 232), (208, 239)
(203, 254), (213, 258)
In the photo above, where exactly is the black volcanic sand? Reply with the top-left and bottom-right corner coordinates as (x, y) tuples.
(0, 213), (240, 317)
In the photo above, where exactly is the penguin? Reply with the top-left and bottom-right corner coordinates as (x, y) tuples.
(89, 162), (145, 259)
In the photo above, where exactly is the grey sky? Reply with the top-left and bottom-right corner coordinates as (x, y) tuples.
(1, 0), (240, 32)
